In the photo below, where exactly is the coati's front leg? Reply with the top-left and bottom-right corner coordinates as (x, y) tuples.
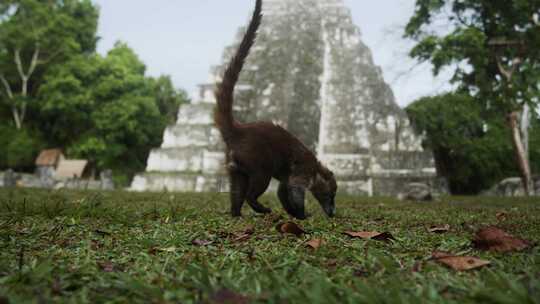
(229, 171), (248, 217)
(277, 181), (307, 220)
(245, 173), (272, 214)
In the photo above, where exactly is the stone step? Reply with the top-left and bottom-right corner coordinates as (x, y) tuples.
(370, 151), (435, 171)
(176, 103), (215, 125)
(146, 147), (226, 173)
(162, 124), (224, 149)
(130, 172), (229, 193)
(320, 153), (372, 176)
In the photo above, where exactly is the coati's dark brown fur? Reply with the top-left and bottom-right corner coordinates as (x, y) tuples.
(214, 0), (337, 219)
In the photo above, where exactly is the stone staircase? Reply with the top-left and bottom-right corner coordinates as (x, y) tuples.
(130, 93), (229, 192)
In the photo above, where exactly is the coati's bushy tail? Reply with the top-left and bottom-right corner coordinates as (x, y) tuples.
(214, 0), (262, 142)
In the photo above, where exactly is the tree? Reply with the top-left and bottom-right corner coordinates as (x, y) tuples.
(406, 92), (539, 194)
(405, 0), (540, 195)
(0, 0), (98, 129)
(38, 42), (189, 184)
(151, 75), (187, 125)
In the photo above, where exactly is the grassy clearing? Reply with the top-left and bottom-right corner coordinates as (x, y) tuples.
(0, 188), (539, 303)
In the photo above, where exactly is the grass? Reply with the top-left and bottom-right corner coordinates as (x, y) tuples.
(0, 188), (539, 303)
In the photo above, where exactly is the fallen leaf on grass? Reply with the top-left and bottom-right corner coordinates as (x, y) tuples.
(276, 222), (305, 237)
(90, 240), (102, 251)
(232, 233), (252, 243)
(431, 253), (490, 271)
(412, 260), (423, 273)
(306, 238), (325, 249)
(241, 224), (255, 234)
(496, 212), (508, 221)
(344, 231), (395, 241)
(353, 268), (369, 277)
(97, 261), (116, 273)
(191, 239), (213, 246)
(232, 225), (255, 242)
(209, 288), (251, 304)
(326, 259), (339, 268)
(472, 226), (531, 253)
(428, 224), (450, 233)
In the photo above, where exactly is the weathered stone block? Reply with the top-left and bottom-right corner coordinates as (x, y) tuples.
(162, 125), (223, 149)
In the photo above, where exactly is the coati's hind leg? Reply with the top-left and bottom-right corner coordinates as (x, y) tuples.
(229, 171), (248, 217)
(277, 181), (307, 220)
(245, 174), (272, 214)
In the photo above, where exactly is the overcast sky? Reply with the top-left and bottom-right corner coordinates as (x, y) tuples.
(93, 0), (452, 107)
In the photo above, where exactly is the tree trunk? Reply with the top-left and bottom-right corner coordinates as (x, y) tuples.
(0, 74), (22, 129)
(12, 45), (40, 129)
(508, 111), (533, 196)
(520, 103), (530, 161)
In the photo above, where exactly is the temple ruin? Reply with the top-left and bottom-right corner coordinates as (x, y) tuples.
(131, 0), (440, 195)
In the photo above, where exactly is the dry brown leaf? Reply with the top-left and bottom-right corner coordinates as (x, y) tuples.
(434, 255), (490, 271)
(209, 288), (251, 304)
(232, 233), (252, 243)
(191, 239), (213, 246)
(90, 240), (102, 251)
(97, 261), (115, 272)
(428, 224), (450, 233)
(229, 225), (255, 243)
(496, 212), (508, 221)
(353, 268), (369, 277)
(276, 222), (306, 237)
(326, 259), (339, 268)
(344, 231), (395, 241)
(306, 238), (325, 249)
(242, 225), (255, 235)
(472, 226), (531, 253)
(412, 261), (423, 273)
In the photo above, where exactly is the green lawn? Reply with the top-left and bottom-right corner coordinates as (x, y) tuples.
(0, 188), (539, 303)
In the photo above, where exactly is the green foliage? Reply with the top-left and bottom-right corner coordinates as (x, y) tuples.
(1, 189), (540, 303)
(407, 92), (540, 194)
(0, 125), (44, 170)
(405, 0), (540, 111)
(0, 0), (99, 124)
(37, 43), (189, 184)
(0, 3), (188, 183)
(151, 75), (187, 125)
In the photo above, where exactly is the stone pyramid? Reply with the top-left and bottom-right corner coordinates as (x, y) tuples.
(131, 0), (439, 195)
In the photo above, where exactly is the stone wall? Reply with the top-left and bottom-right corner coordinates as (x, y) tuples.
(483, 177), (540, 197)
(0, 170), (115, 191)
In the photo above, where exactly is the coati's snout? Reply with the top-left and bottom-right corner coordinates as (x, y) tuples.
(310, 168), (337, 218)
(312, 191), (336, 217)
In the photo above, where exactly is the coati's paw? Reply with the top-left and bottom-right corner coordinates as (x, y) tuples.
(231, 210), (242, 217)
(293, 212), (311, 220)
(253, 206), (272, 214)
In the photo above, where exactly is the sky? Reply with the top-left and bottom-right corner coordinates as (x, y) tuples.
(93, 0), (452, 107)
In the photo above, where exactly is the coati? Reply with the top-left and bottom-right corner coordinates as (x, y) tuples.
(214, 0), (337, 219)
